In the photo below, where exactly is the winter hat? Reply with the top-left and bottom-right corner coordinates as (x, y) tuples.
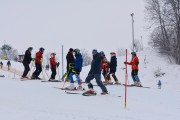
(92, 49), (98, 54)
(110, 52), (116, 55)
(51, 53), (56, 55)
(28, 47), (33, 50)
(69, 48), (74, 52)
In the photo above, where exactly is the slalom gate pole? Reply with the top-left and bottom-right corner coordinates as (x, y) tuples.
(125, 49), (128, 109)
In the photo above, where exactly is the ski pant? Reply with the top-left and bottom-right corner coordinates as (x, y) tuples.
(131, 70), (140, 82)
(108, 72), (118, 82)
(22, 62), (30, 77)
(50, 67), (56, 79)
(32, 63), (42, 78)
(69, 69), (81, 84)
(85, 74), (108, 92)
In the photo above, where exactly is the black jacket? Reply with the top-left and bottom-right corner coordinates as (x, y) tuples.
(89, 53), (103, 74)
(23, 50), (32, 64)
(109, 56), (117, 73)
(66, 52), (75, 71)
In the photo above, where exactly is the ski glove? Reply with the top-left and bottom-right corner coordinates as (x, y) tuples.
(57, 62), (60, 67)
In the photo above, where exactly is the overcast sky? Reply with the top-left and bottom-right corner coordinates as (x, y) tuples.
(0, 0), (148, 56)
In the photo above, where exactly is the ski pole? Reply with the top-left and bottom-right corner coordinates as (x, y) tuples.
(57, 66), (61, 81)
(44, 68), (50, 80)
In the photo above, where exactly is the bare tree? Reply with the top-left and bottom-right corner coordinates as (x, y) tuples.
(145, 0), (180, 64)
(0, 44), (18, 60)
(81, 49), (92, 66)
(130, 39), (144, 52)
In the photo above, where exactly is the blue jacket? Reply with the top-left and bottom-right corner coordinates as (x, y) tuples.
(74, 53), (83, 72)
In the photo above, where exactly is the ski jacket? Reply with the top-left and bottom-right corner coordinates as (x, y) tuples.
(50, 57), (57, 69)
(102, 62), (109, 72)
(35, 51), (43, 64)
(127, 56), (139, 70)
(23, 49), (32, 64)
(66, 51), (75, 71)
(74, 53), (83, 73)
(109, 56), (117, 73)
(89, 53), (103, 74)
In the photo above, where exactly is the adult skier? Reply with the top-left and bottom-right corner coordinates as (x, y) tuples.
(107, 52), (120, 84)
(21, 47), (33, 79)
(31, 47), (45, 79)
(124, 52), (141, 86)
(65, 49), (83, 90)
(49, 53), (59, 81)
(61, 48), (75, 81)
(83, 49), (108, 95)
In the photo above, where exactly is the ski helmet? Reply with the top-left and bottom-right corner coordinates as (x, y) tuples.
(92, 49), (98, 54)
(74, 48), (80, 54)
(131, 52), (136, 55)
(100, 51), (105, 56)
(39, 47), (45, 52)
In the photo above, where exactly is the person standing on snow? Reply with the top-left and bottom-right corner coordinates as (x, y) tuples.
(107, 52), (120, 84)
(21, 47), (33, 79)
(31, 47), (45, 79)
(65, 49), (83, 90)
(61, 48), (75, 81)
(83, 49), (108, 95)
(7, 60), (11, 71)
(49, 53), (59, 81)
(0, 61), (3, 69)
(124, 52), (141, 86)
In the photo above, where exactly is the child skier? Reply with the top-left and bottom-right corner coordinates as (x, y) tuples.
(101, 57), (112, 84)
(124, 52), (141, 86)
(49, 53), (59, 81)
(107, 52), (120, 84)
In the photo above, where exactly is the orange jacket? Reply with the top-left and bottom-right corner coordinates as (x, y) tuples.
(127, 56), (139, 70)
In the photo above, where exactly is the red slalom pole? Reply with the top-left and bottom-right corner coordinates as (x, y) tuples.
(125, 49), (128, 109)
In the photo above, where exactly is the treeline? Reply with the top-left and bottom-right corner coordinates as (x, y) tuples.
(145, 0), (180, 64)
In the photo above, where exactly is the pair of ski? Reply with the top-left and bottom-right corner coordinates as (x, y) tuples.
(56, 87), (97, 96)
(122, 84), (150, 88)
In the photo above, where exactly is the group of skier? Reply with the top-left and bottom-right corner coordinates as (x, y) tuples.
(20, 47), (141, 95)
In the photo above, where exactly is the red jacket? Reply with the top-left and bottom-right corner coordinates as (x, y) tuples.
(50, 57), (57, 69)
(127, 56), (139, 70)
(35, 51), (43, 64)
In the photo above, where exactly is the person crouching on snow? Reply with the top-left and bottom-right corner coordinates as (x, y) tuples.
(65, 49), (83, 90)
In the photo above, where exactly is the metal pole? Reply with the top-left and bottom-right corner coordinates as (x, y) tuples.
(62, 45), (64, 77)
(131, 13), (135, 52)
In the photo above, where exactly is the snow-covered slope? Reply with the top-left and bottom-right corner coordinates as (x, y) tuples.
(0, 48), (180, 120)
